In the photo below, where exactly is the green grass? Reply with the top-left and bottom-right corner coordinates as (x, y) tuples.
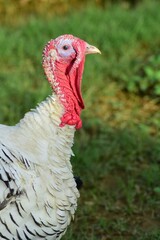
(1, 1), (160, 239)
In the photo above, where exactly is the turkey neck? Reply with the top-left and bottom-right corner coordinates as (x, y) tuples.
(16, 94), (76, 173)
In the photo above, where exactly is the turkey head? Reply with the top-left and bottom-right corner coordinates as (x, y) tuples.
(42, 34), (101, 129)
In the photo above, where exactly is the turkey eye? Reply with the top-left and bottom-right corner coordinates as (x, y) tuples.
(63, 45), (69, 50)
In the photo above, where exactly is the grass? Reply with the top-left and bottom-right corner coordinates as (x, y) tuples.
(1, 0), (160, 239)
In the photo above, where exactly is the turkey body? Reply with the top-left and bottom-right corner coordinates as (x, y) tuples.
(0, 94), (79, 240)
(0, 34), (100, 239)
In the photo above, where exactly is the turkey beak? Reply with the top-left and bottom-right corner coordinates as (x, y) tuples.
(85, 44), (101, 55)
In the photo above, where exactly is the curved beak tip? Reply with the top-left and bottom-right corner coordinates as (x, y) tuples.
(85, 44), (101, 55)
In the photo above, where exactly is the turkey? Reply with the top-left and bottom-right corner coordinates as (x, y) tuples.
(0, 34), (100, 240)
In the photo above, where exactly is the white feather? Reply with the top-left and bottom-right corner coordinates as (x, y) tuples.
(0, 93), (79, 239)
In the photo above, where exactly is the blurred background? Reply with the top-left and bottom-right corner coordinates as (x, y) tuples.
(0, 0), (160, 239)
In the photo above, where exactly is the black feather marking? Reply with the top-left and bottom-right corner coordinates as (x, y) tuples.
(0, 232), (10, 240)
(40, 220), (50, 228)
(31, 213), (42, 227)
(47, 186), (55, 197)
(9, 213), (19, 226)
(0, 217), (12, 234)
(35, 230), (46, 238)
(19, 202), (26, 212)
(5, 170), (12, 182)
(8, 149), (17, 160)
(44, 204), (52, 217)
(23, 230), (32, 240)
(0, 189), (23, 211)
(0, 197), (11, 211)
(1, 168), (13, 188)
(48, 229), (60, 233)
(42, 229), (56, 236)
(25, 225), (36, 236)
(32, 183), (37, 195)
(56, 230), (65, 238)
(15, 202), (23, 217)
(24, 158), (30, 168)
(2, 149), (13, 162)
(46, 221), (57, 227)
(41, 220), (57, 228)
(16, 230), (23, 240)
(20, 156), (30, 169)
(46, 201), (53, 209)
(0, 156), (7, 164)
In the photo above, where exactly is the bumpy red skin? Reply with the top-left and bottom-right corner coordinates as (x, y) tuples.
(42, 35), (86, 129)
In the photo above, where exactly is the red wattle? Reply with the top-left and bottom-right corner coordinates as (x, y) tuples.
(53, 61), (84, 129)
(68, 59), (85, 110)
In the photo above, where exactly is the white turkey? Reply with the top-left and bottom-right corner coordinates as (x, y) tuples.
(0, 34), (100, 239)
